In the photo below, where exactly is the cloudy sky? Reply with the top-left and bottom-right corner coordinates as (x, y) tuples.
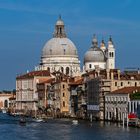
(0, 0), (140, 90)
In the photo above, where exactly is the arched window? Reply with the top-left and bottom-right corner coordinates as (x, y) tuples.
(63, 101), (65, 107)
(60, 27), (62, 34)
(112, 52), (114, 57)
(135, 82), (137, 87)
(61, 67), (64, 73)
(89, 64), (92, 69)
(4, 100), (8, 108)
(50, 49), (52, 55)
(47, 67), (50, 72)
(66, 67), (69, 75)
(109, 52), (112, 57)
(63, 49), (66, 55)
(63, 93), (65, 97)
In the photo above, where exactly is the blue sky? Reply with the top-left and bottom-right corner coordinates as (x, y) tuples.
(0, 0), (140, 90)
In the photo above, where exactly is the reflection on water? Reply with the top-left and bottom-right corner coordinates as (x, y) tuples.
(0, 113), (140, 140)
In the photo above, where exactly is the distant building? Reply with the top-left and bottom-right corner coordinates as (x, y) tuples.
(69, 77), (86, 118)
(83, 69), (140, 120)
(83, 35), (115, 72)
(16, 70), (51, 113)
(105, 87), (140, 121)
(0, 93), (13, 109)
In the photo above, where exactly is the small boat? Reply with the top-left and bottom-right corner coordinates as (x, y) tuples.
(2, 109), (7, 114)
(19, 116), (26, 125)
(33, 118), (44, 123)
(72, 120), (78, 125)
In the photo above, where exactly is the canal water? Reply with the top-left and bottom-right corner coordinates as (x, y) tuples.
(0, 113), (140, 140)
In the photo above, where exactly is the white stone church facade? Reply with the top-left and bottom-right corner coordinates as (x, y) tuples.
(36, 16), (116, 74)
(36, 16), (81, 76)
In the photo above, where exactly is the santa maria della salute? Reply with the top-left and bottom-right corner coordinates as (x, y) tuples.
(14, 15), (140, 125)
(36, 16), (115, 74)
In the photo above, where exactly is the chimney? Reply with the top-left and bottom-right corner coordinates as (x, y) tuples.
(111, 71), (114, 80)
(117, 69), (120, 80)
(106, 69), (110, 79)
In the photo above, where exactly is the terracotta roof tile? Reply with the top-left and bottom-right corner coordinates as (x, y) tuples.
(16, 70), (50, 79)
(69, 78), (83, 85)
(112, 86), (140, 94)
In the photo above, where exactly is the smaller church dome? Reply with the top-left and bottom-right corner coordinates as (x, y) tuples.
(84, 47), (106, 63)
(84, 35), (106, 64)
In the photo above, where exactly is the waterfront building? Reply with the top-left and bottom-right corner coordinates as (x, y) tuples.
(0, 92), (14, 110)
(105, 86), (140, 121)
(16, 70), (51, 113)
(83, 69), (140, 120)
(105, 93), (129, 121)
(51, 72), (71, 116)
(36, 78), (54, 110)
(36, 16), (81, 77)
(69, 77), (86, 118)
(83, 35), (115, 72)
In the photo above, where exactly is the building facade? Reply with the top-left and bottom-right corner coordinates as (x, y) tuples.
(16, 70), (51, 113)
(83, 35), (115, 72)
(36, 16), (81, 77)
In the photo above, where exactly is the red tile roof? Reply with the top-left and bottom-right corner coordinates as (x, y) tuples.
(112, 86), (140, 94)
(69, 78), (83, 85)
(16, 70), (51, 79)
(38, 78), (55, 84)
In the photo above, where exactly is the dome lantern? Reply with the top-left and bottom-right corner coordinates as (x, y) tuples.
(53, 15), (66, 38)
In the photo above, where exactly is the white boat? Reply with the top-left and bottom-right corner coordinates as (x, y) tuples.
(2, 109), (7, 114)
(33, 118), (44, 122)
(72, 120), (78, 125)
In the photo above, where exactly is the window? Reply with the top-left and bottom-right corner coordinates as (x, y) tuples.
(89, 64), (92, 68)
(109, 52), (111, 57)
(50, 49), (52, 55)
(63, 93), (65, 97)
(4, 100), (8, 108)
(66, 67), (69, 75)
(63, 84), (65, 89)
(61, 67), (64, 73)
(112, 52), (114, 57)
(60, 27), (62, 34)
(63, 101), (65, 107)
(135, 82), (137, 87)
(63, 49), (66, 55)
(47, 67), (50, 72)
(115, 82), (117, 86)
(121, 82), (123, 86)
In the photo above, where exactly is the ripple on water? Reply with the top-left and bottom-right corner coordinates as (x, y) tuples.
(0, 114), (140, 140)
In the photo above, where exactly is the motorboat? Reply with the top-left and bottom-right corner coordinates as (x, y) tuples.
(19, 117), (26, 125)
(2, 109), (7, 114)
(72, 119), (78, 125)
(33, 118), (44, 123)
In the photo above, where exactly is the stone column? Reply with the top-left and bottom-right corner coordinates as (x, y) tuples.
(132, 101), (134, 113)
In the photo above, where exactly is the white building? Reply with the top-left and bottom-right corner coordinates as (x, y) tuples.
(105, 93), (129, 121)
(16, 70), (51, 112)
(105, 86), (140, 121)
(36, 16), (81, 76)
(83, 35), (115, 72)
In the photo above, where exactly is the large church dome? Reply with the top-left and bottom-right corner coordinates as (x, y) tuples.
(42, 38), (77, 57)
(37, 16), (81, 76)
